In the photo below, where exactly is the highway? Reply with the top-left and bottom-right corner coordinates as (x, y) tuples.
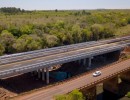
(0, 39), (130, 78)
(13, 59), (130, 100)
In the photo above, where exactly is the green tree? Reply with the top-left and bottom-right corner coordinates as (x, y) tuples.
(63, 32), (73, 45)
(0, 44), (5, 55)
(102, 24), (115, 38)
(72, 25), (82, 43)
(55, 89), (85, 100)
(8, 26), (21, 37)
(128, 17), (130, 24)
(20, 25), (33, 35)
(81, 29), (91, 42)
(0, 25), (4, 33)
(43, 34), (59, 47)
(13, 34), (42, 52)
(126, 92), (130, 98)
(55, 21), (65, 29)
(0, 30), (15, 53)
(90, 24), (104, 40)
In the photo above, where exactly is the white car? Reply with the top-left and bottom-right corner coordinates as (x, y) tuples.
(93, 71), (101, 77)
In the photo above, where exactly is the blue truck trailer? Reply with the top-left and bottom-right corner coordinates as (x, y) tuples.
(50, 71), (71, 81)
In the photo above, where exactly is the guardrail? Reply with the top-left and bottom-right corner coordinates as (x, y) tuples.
(0, 42), (129, 78)
(0, 36), (130, 65)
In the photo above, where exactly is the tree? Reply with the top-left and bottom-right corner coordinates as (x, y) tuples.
(63, 32), (73, 45)
(128, 17), (130, 24)
(8, 26), (22, 37)
(0, 44), (5, 55)
(55, 9), (58, 12)
(81, 29), (91, 42)
(0, 30), (15, 53)
(126, 92), (130, 98)
(0, 25), (4, 33)
(90, 24), (104, 40)
(54, 21), (65, 29)
(20, 25), (33, 35)
(82, 10), (86, 15)
(0, 7), (23, 14)
(102, 24), (115, 38)
(71, 25), (82, 43)
(43, 34), (59, 47)
(55, 89), (85, 100)
(13, 34), (42, 52)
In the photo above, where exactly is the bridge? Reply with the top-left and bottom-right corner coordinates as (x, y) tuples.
(13, 59), (130, 100)
(0, 36), (130, 84)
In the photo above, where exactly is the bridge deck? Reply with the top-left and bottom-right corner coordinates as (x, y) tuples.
(0, 40), (130, 78)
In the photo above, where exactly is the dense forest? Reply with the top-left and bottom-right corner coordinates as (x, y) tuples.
(0, 7), (130, 55)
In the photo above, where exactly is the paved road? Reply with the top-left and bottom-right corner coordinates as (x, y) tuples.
(13, 59), (130, 100)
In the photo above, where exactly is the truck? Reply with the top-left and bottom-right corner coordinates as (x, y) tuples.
(50, 71), (71, 81)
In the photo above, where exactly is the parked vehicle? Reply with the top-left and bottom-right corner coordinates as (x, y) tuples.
(50, 71), (71, 81)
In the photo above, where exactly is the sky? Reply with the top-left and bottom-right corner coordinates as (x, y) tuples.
(0, 0), (130, 10)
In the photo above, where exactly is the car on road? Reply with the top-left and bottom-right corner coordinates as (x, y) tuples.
(93, 71), (101, 77)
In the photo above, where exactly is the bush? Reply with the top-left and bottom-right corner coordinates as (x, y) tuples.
(126, 92), (130, 98)
(0, 44), (5, 55)
(128, 18), (130, 24)
(55, 89), (85, 100)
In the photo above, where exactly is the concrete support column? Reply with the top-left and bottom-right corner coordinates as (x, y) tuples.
(83, 58), (86, 66)
(88, 57), (92, 67)
(103, 76), (119, 94)
(120, 71), (130, 82)
(30, 71), (34, 76)
(46, 67), (49, 84)
(42, 68), (45, 81)
(80, 86), (96, 100)
(38, 69), (41, 79)
(33, 71), (37, 76)
(78, 59), (81, 64)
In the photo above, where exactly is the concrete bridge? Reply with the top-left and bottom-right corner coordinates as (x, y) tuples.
(13, 59), (130, 100)
(0, 36), (130, 84)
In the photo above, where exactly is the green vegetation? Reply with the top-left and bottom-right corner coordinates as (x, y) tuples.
(0, 8), (130, 55)
(126, 92), (130, 98)
(55, 89), (85, 100)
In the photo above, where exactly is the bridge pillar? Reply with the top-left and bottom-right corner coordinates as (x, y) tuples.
(78, 59), (82, 64)
(83, 59), (86, 66)
(80, 86), (96, 100)
(103, 76), (119, 94)
(88, 57), (93, 68)
(42, 69), (45, 81)
(38, 69), (41, 79)
(103, 73), (130, 98)
(120, 70), (130, 82)
(46, 67), (49, 84)
(30, 71), (35, 76)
